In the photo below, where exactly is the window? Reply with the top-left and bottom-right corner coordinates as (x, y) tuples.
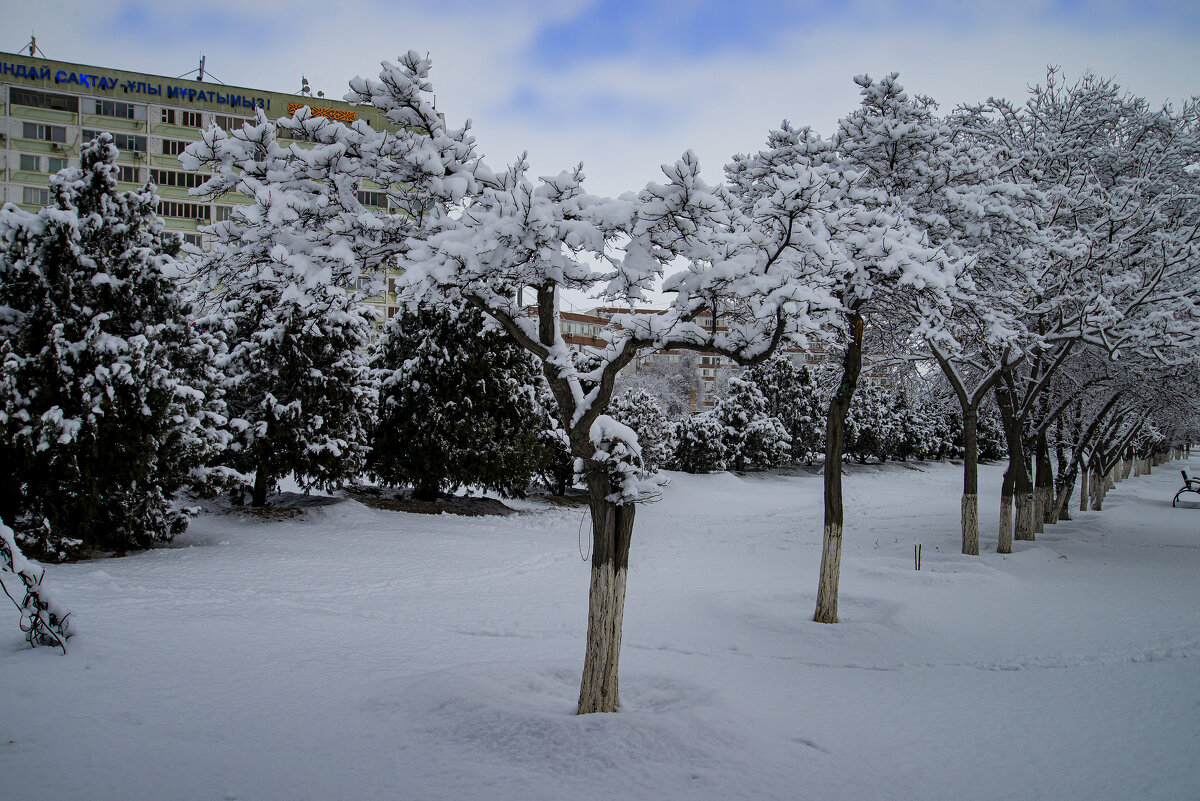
(19, 155), (69, 173)
(82, 129), (147, 153)
(214, 114), (251, 131)
(22, 187), (50, 206)
(181, 233), (203, 247)
(10, 87), (78, 114)
(214, 205), (233, 222)
(357, 190), (385, 208)
(116, 165), (140, 184)
(162, 139), (191, 156)
(150, 168), (207, 190)
(157, 201), (210, 221)
(180, 110), (202, 128)
(160, 108), (175, 125)
(22, 122), (67, 143)
(85, 98), (145, 121)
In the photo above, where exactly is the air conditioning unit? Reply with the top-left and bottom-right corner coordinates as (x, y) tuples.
(133, 151), (145, 160)
(51, 142), (62, 150)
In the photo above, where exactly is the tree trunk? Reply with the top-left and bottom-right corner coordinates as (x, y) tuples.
(413, 478), (440, 502)
(1080, 461), (1090, 512)
(961, 406), (980, 556)
(1091, 467), (1104, 511)
(1057, 479), (1074, 521)
(577, 466), (634, 714)
(996, 386), (1034, 542)
(814, 314), (863, 625)
(252, 460), (270, 507)
(998, 462), (1014, 555)
(1036, 431), (1056, 526)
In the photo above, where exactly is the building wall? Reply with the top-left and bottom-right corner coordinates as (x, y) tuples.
(0, 50), (401, 319)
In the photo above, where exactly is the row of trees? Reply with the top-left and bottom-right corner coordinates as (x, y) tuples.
(2, 56), (1196, 710)
(616, 357), (1008, 473)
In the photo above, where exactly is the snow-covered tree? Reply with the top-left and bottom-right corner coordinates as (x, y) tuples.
(955, 69), (1200, 550)
(843, 383), (896, 463)
(608, 387), (675, 472)
(615, 356), (700, 420)
(369, 301), (548, 500)
(748, 99), (960, 624)
(744, 356), (824, 463)
(182, 111), (376, 506)
(352, 56), (830, 712)
(709, 376), (790, 470)
(672, 413), (729, 473)
(0, 135), (226, 559)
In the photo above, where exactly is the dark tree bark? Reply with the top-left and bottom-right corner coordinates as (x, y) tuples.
(815, 313), (863, 625)
(577, 465), (635, 714)
(252, 460), (270, 508)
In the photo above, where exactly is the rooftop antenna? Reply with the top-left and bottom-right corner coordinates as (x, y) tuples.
(177, 54), (226, 84)
(299, 76), (312, 96)
(26, 35), (46, 58)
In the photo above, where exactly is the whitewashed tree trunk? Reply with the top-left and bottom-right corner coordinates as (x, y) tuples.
(962, 494), (979, 556)
(998, 493), (1014, 554)
(1015, 492), (1036, 541)
(815, 522), (843, 624)
(577, 468), (634, 714)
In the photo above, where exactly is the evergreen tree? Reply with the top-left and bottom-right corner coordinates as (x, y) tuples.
(369, 302), (547, 500)
(710, 377), (791, 470)
(183, 112), (375, 506)
(844, 384), (895, 463)
(533, 380), (575, 496)
(672, 413), (729, 474)
(745, 357), (824, 463)
(0, 135), (226, 559)
(608, 387), (675, 472)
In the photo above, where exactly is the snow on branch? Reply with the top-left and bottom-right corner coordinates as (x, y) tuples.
(1, 521), (72, 653)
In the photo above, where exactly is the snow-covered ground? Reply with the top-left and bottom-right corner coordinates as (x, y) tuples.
(3, 459), (1198, 801)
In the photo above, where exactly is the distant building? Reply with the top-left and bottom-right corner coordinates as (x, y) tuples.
(0, 49), (402, 319)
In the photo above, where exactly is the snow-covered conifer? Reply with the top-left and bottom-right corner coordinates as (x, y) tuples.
(369, 301), (547, 500)
(183, 112), (376, 506)
(744, 357), (824, 463)
(0, 135), (226, 559)
(672, 413), (729, 474)
(710, 377), (790, 470)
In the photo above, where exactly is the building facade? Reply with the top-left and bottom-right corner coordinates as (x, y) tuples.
(0, 50), (402, 318)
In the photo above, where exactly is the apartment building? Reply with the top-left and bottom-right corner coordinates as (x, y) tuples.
(0, 50), (402, 319)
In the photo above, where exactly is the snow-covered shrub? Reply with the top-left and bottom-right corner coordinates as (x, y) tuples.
(745, 357), (825, 463)
(844, 384), (896, 463)
(0, 520), (72, 651)
(977, 406), (1007, 461)
(711, 377), (790, 470)
(369, 302), (547, 500)
(0, 135), (227, 559)
(672, 413), (729, 473)
(608, 387), (676, 472)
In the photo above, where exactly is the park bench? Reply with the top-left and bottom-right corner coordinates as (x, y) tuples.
(1172, 470), (1200, 507)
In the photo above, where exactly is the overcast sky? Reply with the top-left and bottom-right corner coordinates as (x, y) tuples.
(7, 1), (1198, 198)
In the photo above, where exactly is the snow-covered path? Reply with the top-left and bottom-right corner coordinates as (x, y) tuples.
(3, 459), (1198, 800)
